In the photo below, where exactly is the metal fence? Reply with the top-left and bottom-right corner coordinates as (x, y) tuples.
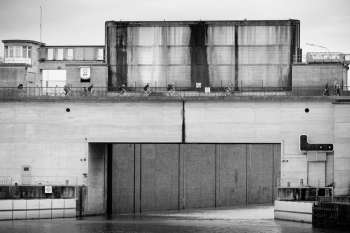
(0, 86), (349, 99)
(0, 176), (78, 186)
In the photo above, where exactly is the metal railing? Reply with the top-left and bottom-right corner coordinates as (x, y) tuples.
(0, 86), (349, 99)
(0, 176), (78, 186)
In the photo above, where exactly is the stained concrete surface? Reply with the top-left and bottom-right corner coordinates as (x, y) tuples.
(0, 205), (348, 233)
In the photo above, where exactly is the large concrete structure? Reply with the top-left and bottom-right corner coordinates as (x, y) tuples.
(106, 20), (301, 89)
(0, 20), (350, 218)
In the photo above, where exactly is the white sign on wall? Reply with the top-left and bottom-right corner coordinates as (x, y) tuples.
(344, 54), (350, 63)
(45, 186), (52, 194)
(80, 66), (91, 80)
(196, 82), (202, 88)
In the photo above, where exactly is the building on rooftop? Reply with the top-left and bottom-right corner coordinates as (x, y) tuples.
(1, 40), (107, 95)
(0, 20), (349, 219)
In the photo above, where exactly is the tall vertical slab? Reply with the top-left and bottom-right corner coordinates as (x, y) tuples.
(183, 144), (215, 208)
(189, 22), (210, 87)
(216, 144), (247, 206)
(140, 144), (179, 211)
(112, 144), (135, 214)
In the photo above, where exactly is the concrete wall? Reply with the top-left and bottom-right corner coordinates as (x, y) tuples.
(0, 99), (348, 199)
(185, 101), (335, 188)
(106, 20), (299, 89)
(66, 65), (108, 87)
(40, 62), (107, 88)
(334, 104), (350, 195)
(86, 143), (106, 215)
(292, 64), (347, 87)
(0, 101), (182, 187)
(0, 65), (27, 86)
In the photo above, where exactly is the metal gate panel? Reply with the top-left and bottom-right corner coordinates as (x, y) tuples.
(141, 144), (179, 211)
(247, 144), (274, 204)
(217, 144), (247, 206)
(112, 144), (135, 214)
(183, 144), (215, 208)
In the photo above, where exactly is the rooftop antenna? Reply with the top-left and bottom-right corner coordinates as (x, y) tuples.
(40, 5), (42, 43)
(305, 43), (330, 52)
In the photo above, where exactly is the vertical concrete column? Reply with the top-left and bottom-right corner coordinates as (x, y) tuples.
(86, 143), (106, 215)
(273, 144), (281, 201)
(334, 105), (350, 195)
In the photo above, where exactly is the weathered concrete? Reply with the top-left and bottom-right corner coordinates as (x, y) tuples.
(112, 144), (135, 214)
(106, 20), (299, 89)
(0, 65), (27, 86)
(292, 64), (347, 87)
(185, 101), (335, 189)
(333, 104), (350, 195)
(86, 143), (106, 215)
(0, 98), (348, 203)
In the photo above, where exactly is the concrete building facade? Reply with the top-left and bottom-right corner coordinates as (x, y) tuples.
(0, 40), (107, 95)
(0, 20), (350, 218)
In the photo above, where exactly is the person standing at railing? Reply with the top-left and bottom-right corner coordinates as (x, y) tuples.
(63, 84), (71, 96)
(16, 83), (25, 97)
(323, 83), (329, 96)
(167, 83), (175, 96)
(87, 84), (94, 95)
(334, 81), (341, 96)
(119, 84), (127, 95)
(144, 83), (151, 96)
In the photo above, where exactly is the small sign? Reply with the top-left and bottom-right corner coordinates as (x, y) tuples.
(345, 54), (350, 63)
(205, 87), (211, 93)
(80, 67), (91, 82)
(45, 186), (52, 194)
(196, 82), (202, 88)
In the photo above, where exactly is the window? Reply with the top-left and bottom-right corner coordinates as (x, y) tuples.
(15, 46), (22, 57)
(66, 48), (74, 60)
(97, 48), (104, 60)
(9, 46), (14, 57)
(28, 46), (32, 58)
(23, 46), (27, 58)
(47, 48), (54, 60)
(57, 48), (64, 60)
(4, 46), (8, 58)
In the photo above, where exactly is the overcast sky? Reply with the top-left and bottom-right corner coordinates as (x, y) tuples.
(0, 0), (350, 56)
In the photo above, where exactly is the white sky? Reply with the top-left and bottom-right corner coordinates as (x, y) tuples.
(0, 0), (350, 57)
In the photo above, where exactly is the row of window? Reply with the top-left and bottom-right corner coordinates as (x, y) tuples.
(4, 46), (32, 58)
(46, 48), (104, 61)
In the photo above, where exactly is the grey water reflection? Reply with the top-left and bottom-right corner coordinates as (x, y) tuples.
(0, 216), (348, 233)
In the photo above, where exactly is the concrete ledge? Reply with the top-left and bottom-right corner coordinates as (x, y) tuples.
(274, 200), (313, 223)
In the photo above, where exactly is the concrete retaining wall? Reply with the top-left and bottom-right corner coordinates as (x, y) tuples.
(0, 99), (348, 201)
(292, 64), (347, 87)
(0, 199), (76, 220)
